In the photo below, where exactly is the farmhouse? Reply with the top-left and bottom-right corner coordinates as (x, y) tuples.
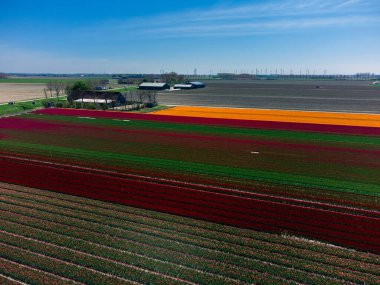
(139, 82), (170, 90)
(188, 81), (206, 88)
(68, 91), (126, 106)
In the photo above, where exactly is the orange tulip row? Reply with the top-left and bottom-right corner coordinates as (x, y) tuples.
(155, 106), (380, 128)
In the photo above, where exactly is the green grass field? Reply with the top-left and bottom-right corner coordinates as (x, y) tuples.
(0, 78), (113, 84)
(0, 97), (66, 116)
(0, 78), (78, 84)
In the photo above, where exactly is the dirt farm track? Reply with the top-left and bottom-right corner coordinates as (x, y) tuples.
(0, 83), (46, 103)
(158, 80), (380, 113)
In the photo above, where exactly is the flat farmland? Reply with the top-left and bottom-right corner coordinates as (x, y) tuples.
(0, 83), (46, 103)
(0, 107), (379, 283)
(0, 108), (379, 251)
(157, 80), (380, 113)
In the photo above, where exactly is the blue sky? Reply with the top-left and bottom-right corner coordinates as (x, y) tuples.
(1, 0), (379, 74)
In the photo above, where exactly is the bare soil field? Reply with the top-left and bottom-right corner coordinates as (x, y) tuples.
(0, 84), (46, 104)
(157, 80), (380, 113)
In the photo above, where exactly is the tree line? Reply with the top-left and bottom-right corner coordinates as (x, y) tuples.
(44, 79), (108, 99)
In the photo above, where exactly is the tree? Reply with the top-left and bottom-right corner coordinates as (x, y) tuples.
(146, 90), (157, 104)
(86, 79), (101, 90)
(46, 81), (54, 97)
(53, 81), (65, 99)
(66, 80), (91, 95)
(161, 72), (184, 85)
(137, 90), (147, 103)
(0, 73), (7, 79)
(46, 80), (65, 99)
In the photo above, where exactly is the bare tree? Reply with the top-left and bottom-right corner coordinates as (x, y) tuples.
(137, 90), (147, 103)
(46, 81), (54, 97)
(43, 88), (48, 99)
(53, 81), (65, 99)
(146, 90), (157, 104)
(46, 80), (65, 99)
(0, 73), (7, 79)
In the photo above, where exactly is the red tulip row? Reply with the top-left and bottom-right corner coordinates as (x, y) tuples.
(34, 108), (380, 136)
(1, 156), (379, 254)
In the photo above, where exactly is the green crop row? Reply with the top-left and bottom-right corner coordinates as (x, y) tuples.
(1, 139), (379, 197)
(24, 113), (380, 148)
(8, 125), (379, 185)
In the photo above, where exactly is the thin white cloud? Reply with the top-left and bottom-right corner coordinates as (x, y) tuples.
(136, 15), (377, 38)
(335, 0), (361, 9)
(76, 0), (379, 40)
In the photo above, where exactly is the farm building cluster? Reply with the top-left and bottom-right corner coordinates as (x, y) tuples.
(64, 80), (206, 110)
(68, 91), (126, 106)
(139, 81), (206, 90)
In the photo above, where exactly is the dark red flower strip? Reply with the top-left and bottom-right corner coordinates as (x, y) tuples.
(0, 117), (60, 131)
(1, 151), (379, 219)
(1, 157), (379, 253)
(3, 165), (377, 250)
(34, 108), (380, 136)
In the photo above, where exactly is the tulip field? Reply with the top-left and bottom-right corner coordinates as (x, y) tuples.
(1, 182), (380, 284)
(0, 107), (379, 283)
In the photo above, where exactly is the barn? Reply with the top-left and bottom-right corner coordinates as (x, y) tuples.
(68, 91), (126, 106)
(173, 84), (194, 90)
(188, 81), (206, 88)
(139, 82), (170, 90)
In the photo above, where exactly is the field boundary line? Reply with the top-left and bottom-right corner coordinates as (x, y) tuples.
(0, 228), (247, 284)
(0, 256), (84, 285)
(0, 230), (198, 285)
(0, 241), (142, 285)
(0, 273), (29, 285)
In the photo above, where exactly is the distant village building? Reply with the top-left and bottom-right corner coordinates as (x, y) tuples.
(217, 73), (236, 80)
(68, 91), (126, 106)
(236, 74), (253, 80)
(139, 82), (170, 90)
